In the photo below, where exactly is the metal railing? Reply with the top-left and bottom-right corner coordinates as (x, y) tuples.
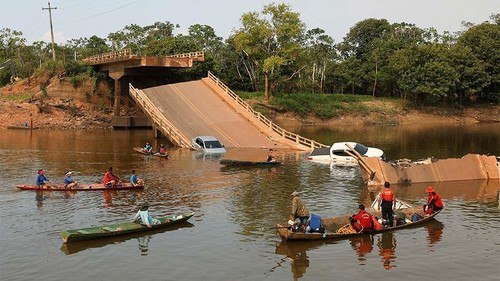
(82, 49), (135, 64)
(166, 51), (204, 59)
(206, 71), (327, 149)
(129, 84), (193, 149)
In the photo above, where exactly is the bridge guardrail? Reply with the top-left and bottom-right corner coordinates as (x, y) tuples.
(207, 71), (327, 149)
(129, 84), (193, 149)
(82, 49), (135, 64)
(166, 51), (204, 59)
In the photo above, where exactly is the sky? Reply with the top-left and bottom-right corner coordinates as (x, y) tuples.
(1, 0), (498, 45)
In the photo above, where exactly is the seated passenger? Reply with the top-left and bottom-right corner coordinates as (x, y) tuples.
(143, 142), (153, 153)
(350, 204), (375, 233)
(132, 202), (161, 228)
(289, 191), (310, 231)
(158, 144), (167, 155)
(103, 167), (121, 188)
(267, 149), (276, 162)
(64, 171), (78, 189)
(424, 186), (443, 215)
(130, 170), (144, 187)
(36, 169), (50, 188)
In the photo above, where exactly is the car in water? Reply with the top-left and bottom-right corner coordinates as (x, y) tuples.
(191, 136), (226, 154)
(307, 142), (385, 166)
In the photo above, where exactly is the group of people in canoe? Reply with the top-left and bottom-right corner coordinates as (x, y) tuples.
(34, 167), (144, 189)
(141, 142), (168, 155)
(288, 181), (443, 234)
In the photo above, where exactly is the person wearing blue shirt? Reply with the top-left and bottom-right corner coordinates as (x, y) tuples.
(132, 202), (160, 228)
(36, 169), (50, 188)
(64, 171), (78, 189)
(130, 170), (144, 187)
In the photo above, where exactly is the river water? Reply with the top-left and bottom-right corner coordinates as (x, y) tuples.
(0, 123), (499, 281)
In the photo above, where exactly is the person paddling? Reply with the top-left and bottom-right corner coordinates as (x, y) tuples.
(158, 144), (167, 155)
(36, 169), (50, 189)
(143, 142), (153, 154)
(130, 170), (144, 187)
(132, 202), (161, 228)
(267, 149), (277, 162)
(103, 167), (121, 188)
(64, 171), (78, 189)
(424, 186), (443, 215)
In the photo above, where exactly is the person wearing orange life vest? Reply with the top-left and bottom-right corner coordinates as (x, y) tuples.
(424, 186), (443, 215)
(378, 182), (397, 227)
(350, 204), (375, 233)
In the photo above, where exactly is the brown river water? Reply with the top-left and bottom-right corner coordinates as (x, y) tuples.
(0, 123), (499, 281)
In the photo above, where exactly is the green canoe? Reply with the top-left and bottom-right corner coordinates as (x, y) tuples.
(61, 212), (194, 243)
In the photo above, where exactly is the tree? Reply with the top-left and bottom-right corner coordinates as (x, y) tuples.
(231, 3), (306, 100)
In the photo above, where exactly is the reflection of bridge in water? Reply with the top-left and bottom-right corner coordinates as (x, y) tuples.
(85, 50), (326, 150)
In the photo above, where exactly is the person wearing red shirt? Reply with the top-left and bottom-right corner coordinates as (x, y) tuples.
(350, 204), (375, 233)
(424, 186), (443, 215)
(378, 182), (397, 226)
(103, 167), (121, 188)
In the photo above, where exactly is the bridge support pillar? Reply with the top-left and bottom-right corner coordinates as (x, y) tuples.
(113, 78), (121, 116)
(153, 125), (163, 139)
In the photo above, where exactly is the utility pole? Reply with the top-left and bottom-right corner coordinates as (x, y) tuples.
(42, 1), (57, 61)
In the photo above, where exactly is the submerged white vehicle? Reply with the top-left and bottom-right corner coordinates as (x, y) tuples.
(191, 136), (226, 154)
(308, 142), (385, 166)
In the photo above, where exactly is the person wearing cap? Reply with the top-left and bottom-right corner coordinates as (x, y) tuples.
(424, 186), (443, 215)
(132, 202), (161, 228)
(289, 191), (310, 230)
(103, 167), (121, 188)
(64, 171), (78, 189)
(35, 169), (50, 188)
(378, 182), (397, 227)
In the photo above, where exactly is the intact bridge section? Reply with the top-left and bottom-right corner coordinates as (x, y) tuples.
(130, 72), (327, 150)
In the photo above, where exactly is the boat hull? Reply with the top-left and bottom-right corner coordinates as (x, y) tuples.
(61, 212), (194, 243)
(220, 159), (282, 167)
(277, 209), (441, 241)
(16, 182), (143, 191)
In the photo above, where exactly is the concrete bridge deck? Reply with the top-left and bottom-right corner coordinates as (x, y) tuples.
(130, 73), (327, 150)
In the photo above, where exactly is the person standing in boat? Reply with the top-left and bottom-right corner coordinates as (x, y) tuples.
(350, 204), (375, 233)
(103, 167), (121, 188)
(36, 169), (50, 188)
(132, 202), (161, 228)
(378, 182), (397, 227)
(130, 170), (144, 187)
(424, 186), (443, 215)
(289, 191), (310, 230)
(63, 171), (78, 189)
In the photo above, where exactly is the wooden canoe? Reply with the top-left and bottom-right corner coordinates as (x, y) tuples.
(7, 125), (37, 130)
(60, 212), (194, 243)
(133, 147), (168, 158)
(220, 159), (282, 167)
(276, 207), (441, 241)
(16, 182), (144, 191)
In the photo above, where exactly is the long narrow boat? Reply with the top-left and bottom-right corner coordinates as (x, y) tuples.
(276, 207), (441, 241)
(133, 147), (169, 158)
(220, 159), (282, 167)
(16, 182), (144, 191)
(60, 212), (194, 243)
(7, 125), (37, 130)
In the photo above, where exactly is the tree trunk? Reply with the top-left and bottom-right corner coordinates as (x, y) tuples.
(264, 74), (270, 101)
(372, 59), (378, 98)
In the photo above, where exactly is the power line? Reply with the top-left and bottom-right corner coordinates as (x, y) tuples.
(59, 0), (144, 25)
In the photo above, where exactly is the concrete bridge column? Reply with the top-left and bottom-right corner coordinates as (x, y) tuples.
(109, 71), (125, 117)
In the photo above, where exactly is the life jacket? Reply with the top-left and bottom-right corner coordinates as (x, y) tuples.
(382, 189), (394, 202)
(354, 210), (373, 230)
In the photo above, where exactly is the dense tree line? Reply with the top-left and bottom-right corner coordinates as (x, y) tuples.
(1, 3), (498, 105)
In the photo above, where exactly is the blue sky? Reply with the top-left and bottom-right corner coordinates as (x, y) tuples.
(1, 0), (498, 44)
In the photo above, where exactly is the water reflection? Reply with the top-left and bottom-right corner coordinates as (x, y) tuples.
(350, 235), (374, 263)
(377, 232), (397, 270)
(425, 220), (444, 252)
(138, 235), (151, 256)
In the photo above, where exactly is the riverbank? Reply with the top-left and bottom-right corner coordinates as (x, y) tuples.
(1, 78), (498, 129)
